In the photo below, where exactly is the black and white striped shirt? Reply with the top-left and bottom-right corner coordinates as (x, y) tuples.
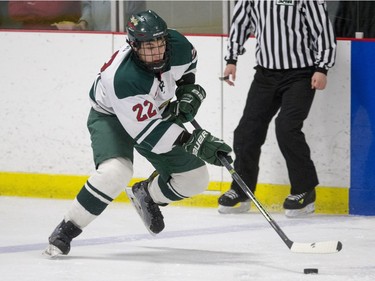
(226, 0), (337, 72)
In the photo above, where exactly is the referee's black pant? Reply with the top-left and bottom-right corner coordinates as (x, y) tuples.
(232, 66), (319, 196)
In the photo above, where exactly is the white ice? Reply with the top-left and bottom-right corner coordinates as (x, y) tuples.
(0, 196), (374, 281)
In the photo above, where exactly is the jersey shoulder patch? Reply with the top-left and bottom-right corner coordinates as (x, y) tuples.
(168, 29), (195, 66)
(113, 56), (154, 99)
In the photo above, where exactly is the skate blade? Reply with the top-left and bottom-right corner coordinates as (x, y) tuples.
(285, 203), (315, 218)
(42, 245), (63, 258)
(218, 201), (251, 214)
(125, 187), (157, 236)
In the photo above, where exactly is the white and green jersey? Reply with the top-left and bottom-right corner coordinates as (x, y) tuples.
(89, 29), (197, 155)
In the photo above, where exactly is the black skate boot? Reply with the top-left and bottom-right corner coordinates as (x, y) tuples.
(218, 189), (250, 214)
(283, 189), (316, 217)
(130, 180), (165, 235)
(43, 220), (82, 257)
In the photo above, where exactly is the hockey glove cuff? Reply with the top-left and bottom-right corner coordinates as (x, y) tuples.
(173, 84), (206, 123)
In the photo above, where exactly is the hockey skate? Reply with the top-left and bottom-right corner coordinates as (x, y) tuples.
(126, 177), (165, 235)
(43, 220), (82, 258)
(283, 189), (316, 217)
(218, 189), (250, 214)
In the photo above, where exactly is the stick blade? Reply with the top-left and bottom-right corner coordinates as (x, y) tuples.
(290, 240), (342, 254)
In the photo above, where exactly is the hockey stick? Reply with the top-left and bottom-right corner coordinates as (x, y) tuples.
(191, 119), (342, 254)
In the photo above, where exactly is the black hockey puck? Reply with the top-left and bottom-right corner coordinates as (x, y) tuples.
(304, 268), (318, 274)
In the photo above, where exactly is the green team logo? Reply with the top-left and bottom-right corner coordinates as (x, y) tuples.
(276, 0), (294, 5)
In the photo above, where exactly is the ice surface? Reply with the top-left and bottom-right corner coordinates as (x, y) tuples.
(0, 196), (374, 281)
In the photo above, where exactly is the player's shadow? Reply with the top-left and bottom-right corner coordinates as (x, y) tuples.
(60, 246), (299, 274)
(63, 246), (259, 266)
(116, 246), (257, 265)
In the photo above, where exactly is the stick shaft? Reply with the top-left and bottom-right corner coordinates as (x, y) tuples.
(191, 119), (293, 249)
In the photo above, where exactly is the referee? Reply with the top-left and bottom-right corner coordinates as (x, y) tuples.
(218, 0), (337, 217)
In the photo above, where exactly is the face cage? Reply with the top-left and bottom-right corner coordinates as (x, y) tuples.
(132, 37), (170, 73)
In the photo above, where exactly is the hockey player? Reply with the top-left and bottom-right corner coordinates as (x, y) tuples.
(44, 10), (232, 257)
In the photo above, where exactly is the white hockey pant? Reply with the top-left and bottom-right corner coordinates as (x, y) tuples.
(149, 165), (209, 204)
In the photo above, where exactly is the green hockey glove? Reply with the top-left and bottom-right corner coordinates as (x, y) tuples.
(174, 84), (206, 123)
(182, 129), (233, 166)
